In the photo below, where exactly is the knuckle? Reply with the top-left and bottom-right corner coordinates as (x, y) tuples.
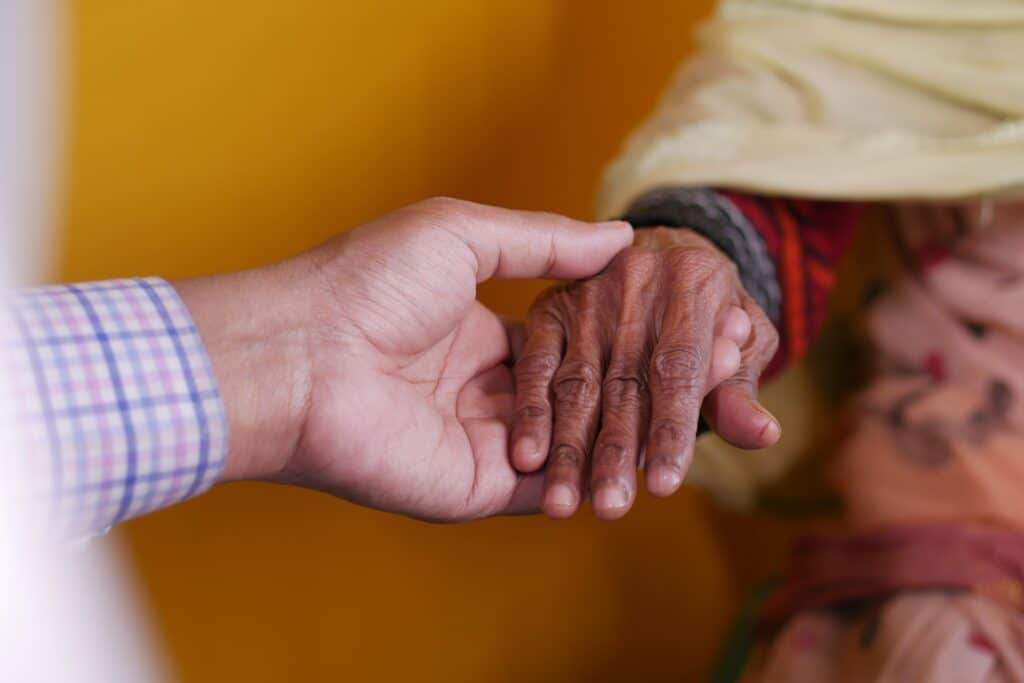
(549, 444), (585, 469)
(594, 442), (632, 470)
(650, 418), (686, 445)
(515, 351), (561, 383)
(603, 372), (647, 408)
(553, 360), (603, 405)
(665, 245), (721, 277)
(651, 346), (706, 385)
(417, 195), (464, 214)
(748, 315), (780, 364)
(515, 403), (549, 421)
(610, 247), (658, 275)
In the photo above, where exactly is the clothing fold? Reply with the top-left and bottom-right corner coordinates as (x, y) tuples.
(598, 0), (1024, 218)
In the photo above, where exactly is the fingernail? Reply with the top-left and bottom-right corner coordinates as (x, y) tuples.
(546, 484), (577, 510)
(594, 485), (628, 512)
(649, 466), (682, 496)
(514, 438), (538, 466)
(755, 404), (782, 443)
(760, 415), (782, 443)
(597, 220), (630, 230)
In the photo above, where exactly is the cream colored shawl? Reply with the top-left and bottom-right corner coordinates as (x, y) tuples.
(598, 0), (1024, 219)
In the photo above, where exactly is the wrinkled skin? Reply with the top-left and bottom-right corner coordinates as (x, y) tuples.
(511, 227), (781, 520)
(182, 197), (636, 522)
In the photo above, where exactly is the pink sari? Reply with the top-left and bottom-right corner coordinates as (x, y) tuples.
(743, 204), (1024, 682)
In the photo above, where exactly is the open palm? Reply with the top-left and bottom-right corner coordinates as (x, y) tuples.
(279, 199), (633, 521)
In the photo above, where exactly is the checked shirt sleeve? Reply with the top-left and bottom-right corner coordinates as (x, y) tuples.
(3, 278), (229, 539)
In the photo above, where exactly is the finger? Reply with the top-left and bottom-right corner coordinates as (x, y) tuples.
(500, 472), (545, 516)
(544, 296), (606, 519)
(413, 197), (633, 282)
(702, 296), (781, 449)
(457, 303), (513, 377)
(715, 305), (751, 346)
(702, 306), (746, 407)
(458, 364), (515, 423)
(511, 313), (564, 472)
(590, 319), (651, 520)
(707, 336), (742, 390)
(462, 413), (543, 518)
(644, 287), (720, 498)
(500, 316), (527, 364)
(702, 382), (781, 449)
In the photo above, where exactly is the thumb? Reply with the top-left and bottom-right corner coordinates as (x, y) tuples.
(702, 380), (781, 450)
(425, 198), (633, 282)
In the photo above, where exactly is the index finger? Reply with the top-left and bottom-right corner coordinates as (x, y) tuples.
(510, 313), (565, 472)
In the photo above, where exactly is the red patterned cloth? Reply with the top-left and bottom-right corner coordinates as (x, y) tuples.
(722, 192), (863, 379)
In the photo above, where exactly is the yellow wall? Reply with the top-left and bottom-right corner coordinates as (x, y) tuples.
(61, 2), (793, 680)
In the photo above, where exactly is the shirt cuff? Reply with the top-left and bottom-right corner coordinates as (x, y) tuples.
(3, 278), (229, 539)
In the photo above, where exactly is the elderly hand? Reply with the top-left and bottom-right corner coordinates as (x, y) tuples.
(511, 227), (781, 520)
(178, 198), (633, 522)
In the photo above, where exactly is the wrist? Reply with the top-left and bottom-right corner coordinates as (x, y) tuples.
(622, 188), (781, 322)
(174, 263), (314, 484)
